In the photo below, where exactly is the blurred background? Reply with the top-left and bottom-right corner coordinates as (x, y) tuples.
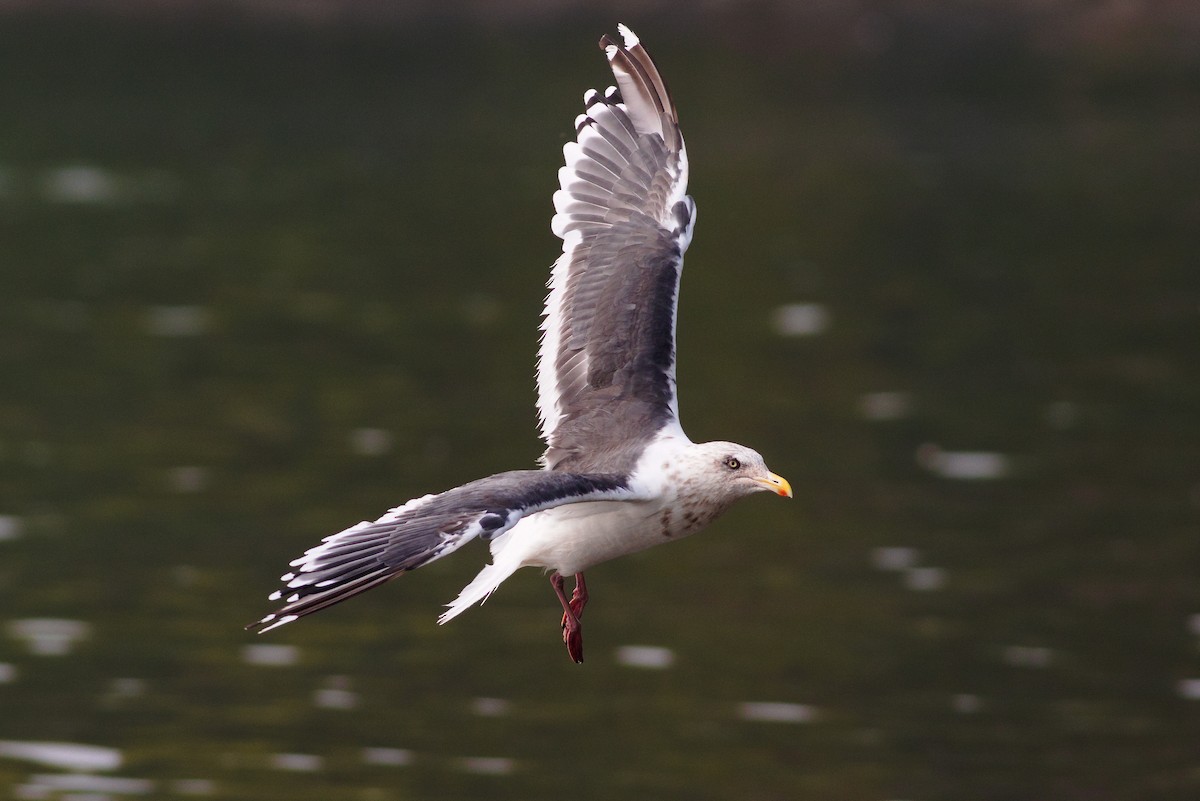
(1, 1), (1199, 799)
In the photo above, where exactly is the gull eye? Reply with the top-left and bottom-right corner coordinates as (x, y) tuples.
(724, 456), (741, 470)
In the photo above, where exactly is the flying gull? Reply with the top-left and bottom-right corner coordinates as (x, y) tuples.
(248, 25), (792, 663)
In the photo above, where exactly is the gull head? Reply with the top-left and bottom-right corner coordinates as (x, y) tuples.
(678, 441), (792, 504)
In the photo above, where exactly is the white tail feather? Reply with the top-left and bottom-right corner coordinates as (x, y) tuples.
(438, 557), (523, 625)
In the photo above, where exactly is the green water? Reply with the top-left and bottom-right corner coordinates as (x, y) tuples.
(1, 13), (1198, 801)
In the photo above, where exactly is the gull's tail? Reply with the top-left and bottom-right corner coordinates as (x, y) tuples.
(438, 552), (524, 625)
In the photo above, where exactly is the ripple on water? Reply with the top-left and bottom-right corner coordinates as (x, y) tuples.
(0, 741), (122, 771)
(269, 753), (323, 772)
(7, 619), (91, 657)
(361, 748), (413, 767)
(1002, 645), (1054, 669)
(0, 515), (23, 542)
(457, 757), (515, 776)
(41, 165), (120, 204)
(771, 303), (830, 337)
(1044, 400), (1079, 430)
(470, 697), (511, 717)
(19, 773), (153, 796)
(103, 678), (148, 704)
(166, 466), (208, 493)
(171, 778), (217, 796)
(349, 428), (393, 457)
(614, 645), (675, 669)
(240, 644), (300, 667)
(145, 305), (211, 337)
(917, 445), (1010, 481)
(952, 693), (983, 714)
(859, 391), (912, 422)
(314, 676), (358, 710)
(871, 546), (920, 572)
(737, 702), (817, 724)
(904, 566), (946, 591)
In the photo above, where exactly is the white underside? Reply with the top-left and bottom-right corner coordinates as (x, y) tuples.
(439, 424), (694, 624)
(437, 498), (686, 625)
(499, 496), (679, 573)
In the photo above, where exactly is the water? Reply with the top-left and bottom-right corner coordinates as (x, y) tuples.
(1, 11), (1198, 801)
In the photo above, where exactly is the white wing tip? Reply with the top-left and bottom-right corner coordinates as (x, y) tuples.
(254, 613), (298, 634)
(617, 23), (639, 48)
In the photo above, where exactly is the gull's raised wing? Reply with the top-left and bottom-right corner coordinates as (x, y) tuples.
(537, 25), (695, 474)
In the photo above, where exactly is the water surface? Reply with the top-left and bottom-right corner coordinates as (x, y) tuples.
(1, 13), (1198, 801)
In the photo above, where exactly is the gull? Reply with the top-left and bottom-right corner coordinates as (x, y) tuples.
(248, 25), (792, 663)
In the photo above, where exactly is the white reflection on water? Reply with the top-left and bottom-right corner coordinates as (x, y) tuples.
(614, 645), (676, 669)
(0, 741), (121, 771)
(41, 166), (120, 204)
(1188, 614), (1200, 636)
(314, 676), (359, 710)
(166, 466), (208, 494)
(1044, 400), (1079, 430)
(7, 619), (91, 657)
(349, 428), (393, 457)
(171, 778), (217, 796)
(145, 305), (211, 337)
(362, 748), (413, 767)
(0, 663), (15, 684)
(1176, 679), (1200, 700)
(458, 757), (515, 776)
(952, 693), (983, 714)
(102, 678), (148, 706)
(17, 773), (152, 796)
(904, 566), (946, 592)
(771, 303), (830, 337)
(917, 444), (1010, 481)
(269, 753), (323, 772)
(871, 546), (919, 572)
(0, 515), (23, 542)
(737, 702), (817, 724)
(313, 689), (359, 709)
(1002, 645), (1054, 669)
(470, 697), (511, 717)
(241, 643), (300, 667)
(871, 548), (944, 591)
(859, 391), (912, 421)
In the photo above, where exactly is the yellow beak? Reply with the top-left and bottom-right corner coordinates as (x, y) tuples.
(755, 471), (793, 498)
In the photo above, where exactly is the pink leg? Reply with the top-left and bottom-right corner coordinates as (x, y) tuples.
(551, 572), (585, 664)
(567, 572), (588, 620)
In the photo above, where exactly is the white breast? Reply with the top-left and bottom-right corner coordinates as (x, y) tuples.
(495, 427), (711, 574)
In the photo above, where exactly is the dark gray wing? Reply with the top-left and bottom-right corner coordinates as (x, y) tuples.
(247, 470), (634, 632)
(536, 25), (695, 474)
